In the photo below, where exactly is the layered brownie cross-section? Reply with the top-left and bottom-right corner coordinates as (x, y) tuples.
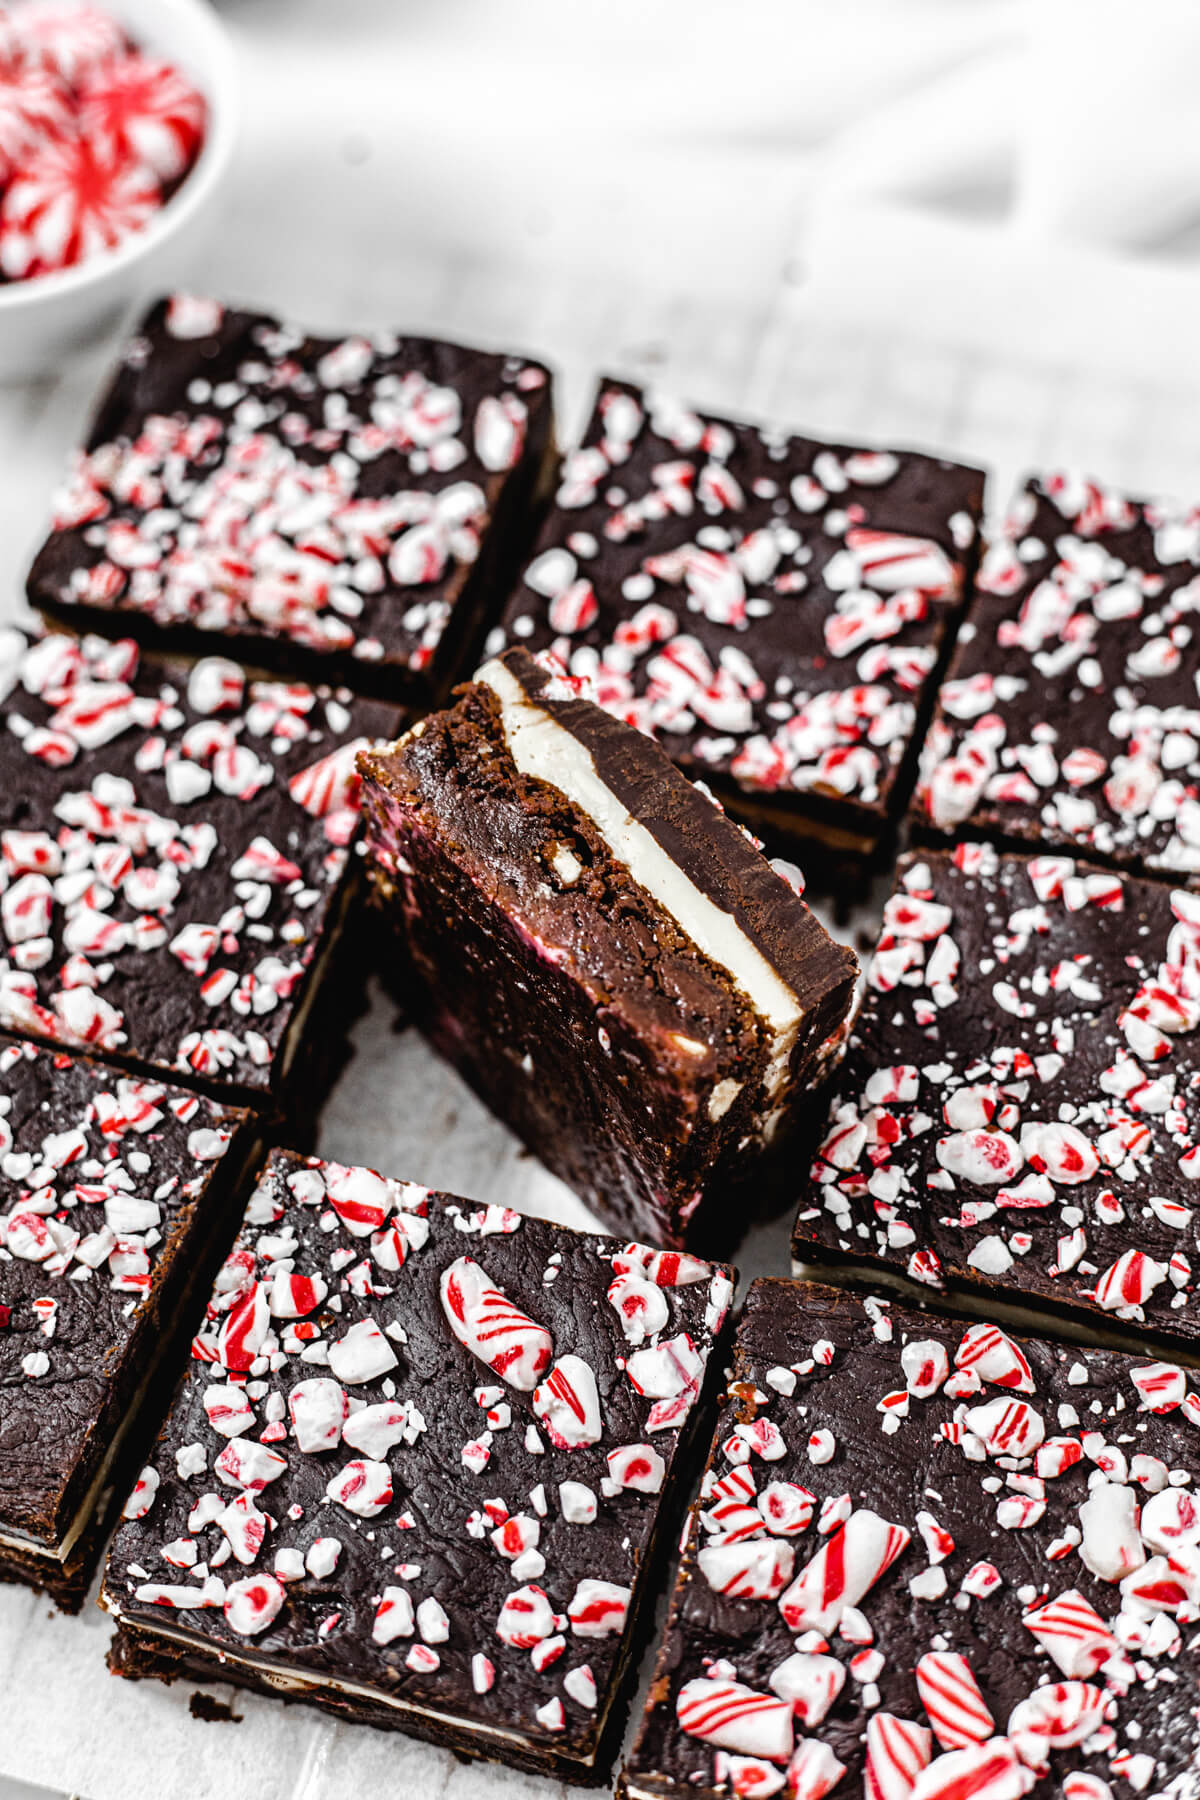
(914, 472), (1200, 879)
(495, 378), (984, 879)
(103, 1149), (734, 1784)
(359, 647), (858, 1251)
(27, 296), (555, 702)
(623, 1279), (1200, 1800)
(795, 843), (1200, 1349)
(0, 628), (397, 1111)
(0, 1035), (256, 1609)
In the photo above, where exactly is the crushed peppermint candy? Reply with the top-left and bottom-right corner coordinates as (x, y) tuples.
(0, 628), (396, 1095)
(102, 1150), (733, 1771)
(798, 845), (1200, 1347)
(916, 472), (1200, 879)
(29, 299), (552, 695)
(624, 1279), (1200, 1800)
(0, 1033), (247, 1589)
(493, 377), (983, 846)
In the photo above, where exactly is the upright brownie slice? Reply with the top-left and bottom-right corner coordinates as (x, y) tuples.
(494, 378), (984, 880)
(623, 1279), (1200, 1800)
(914, 472), (1200, 878)
(795, 843), (1200, 1348)
(103, 1149), (734, 1784)
(0, 1035), (256, 1609)
(0, 627), (397, 1109)
(358, 647), (857, 1251)
(27, 295), (555, 702)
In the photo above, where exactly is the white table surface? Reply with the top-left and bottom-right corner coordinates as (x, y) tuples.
(4, 4), (1200, 1797)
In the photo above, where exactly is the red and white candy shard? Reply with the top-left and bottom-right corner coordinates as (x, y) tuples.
(533, 1354), (602, 1448)
(676, 1677), (794, 1763)
(439, 1255), (553, 1390)
(778, 1509), (911, 1634)
(78, 55), (206, 182)
(0, 136), (161, 280)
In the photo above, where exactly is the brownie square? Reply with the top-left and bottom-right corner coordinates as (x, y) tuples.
(102, 1149), (735, 1783)
(623, 1278), (1200, 1800)
(27, 296), (556, 703)
(358, 647), (858, 1252)
(914, 472), (1200, 878)
(794, 842), (1200, 1348)
(0, 1034), (256, 1610)
(0, 627), (398, 1108)
(493, 378), (984, 878)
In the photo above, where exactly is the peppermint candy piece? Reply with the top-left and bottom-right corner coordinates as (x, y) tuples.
(914, 1653), (994, 1750)
(768, 1652), (846, 1728)
(1021, 1589), (1122, 1679)
(213, 1438), (287, 1492)
(341, 1400), (417, 1460)
(675, 1677), (794, 1763)
(961, 1397), (1045, 1460)
(778, 1509), (911, 1634)
(566, 1577), (630, 1638)
(909, 1739), (1033, 1800)
(0, 64), (72, 185)
(1006, 1682), (1111, 1771)
(327, 1315), (398, 1385)
(865, 1713), (933, 1800)
(325, 1458), (393, 1518)
(698, 1538), (795, 1601)
(287, 1377), (348, 1454)
(78, 54), (206, 183)
(372, 1586), (415, 1645)
(224, 1572), (285, 1637)
(605, 1443), (665, 1494)
(953, 1324), (1033, 1394)
(440, 1255), (553, 1391)
(0, 138), (161, 281)
(532, 1354), (602, 1449)
(495, 1584), (557, 1649)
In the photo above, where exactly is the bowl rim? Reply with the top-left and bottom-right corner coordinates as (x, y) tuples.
(0, 0), (239, 312)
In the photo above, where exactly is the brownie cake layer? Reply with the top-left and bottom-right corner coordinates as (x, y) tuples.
(494, 377), (983, 881)
(359, 647), (857, 1250)
(103, 1149), (734, 1783)
(914, 471), (1200, 879)
(0, 1035), (256, 1609)
(28, 296), (556, 704)
(0, 627), (398, 1109)
(623, 1279), (1200, 1800)
(795, 842), (1200, 1351)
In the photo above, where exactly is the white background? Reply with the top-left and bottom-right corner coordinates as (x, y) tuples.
(4, 2), (1200, 1796)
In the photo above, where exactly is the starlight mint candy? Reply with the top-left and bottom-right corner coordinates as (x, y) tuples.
(0, 1034), (254, 1610)
(0, 6), (207, 283)
(619, 1280), (1200, 1800)
(0, 628), (398, 1110)
(796, 844), (1200, 1350)
(102, 1149), (734, 1783)
(358, 646), (857, 1251)
(493, 376), (984, 886)
(913, 472), (1200, 879)
(28, 298), (556, 703)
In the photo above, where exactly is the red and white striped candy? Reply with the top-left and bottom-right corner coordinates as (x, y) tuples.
(325, 1457), (392, 1518)
(611, 1243), (710, 1286)
(0, 65), (72, 185)
(1022, 1590), (1121, 1678)
(1093, 1249), (1168, 1312)
(606, 1270), (669, 1343)
(216, 1281), (269, 1372)
(78, 54), (205, 183)
(936, 1130), (1022, 1186)
(1061, 1777), (1113, 1800)
(440, 1255), (553, 1391)
(1006, 1682), (1110, 1770)
(768, 1652), (845, 1727)
(0, 137), (161, 280)
(759, 1481), (816, 1535)
(962, 1397), (1045, 1459)
(1130, 1362), (1186, 1412)
(327, 1315), (399, 1385)
(268, 1268), (328, 1318)
(323, 1162), (395, 1236)
(1141, 1487), (1200, 1553)
(288, 739), (368, 820)
(11, 4), (128, 82)
(866, 1714), (933, 1800)
(675, 1677), (794, 1763)
(214, 1437), (286, 1491)
(778, 1509), (911, 1634)
(224, 1572), (285, 1637)
(567, 1577), (630, 1638)
(915, 1653), (994, 1749)
(533, 1354), (602, 1448)
(287, 1377), (348, 1453)
(698, 1538), (795, 1601)
(186, 657), (244, 717)
(202, 1381), (255, 1439)
(496, 1584), (557, 1648)
(909, 1739), (1033, 1800)
(786, 1739), (847, 1800)
(121, 1466), (159, 1520)
(953, 1325), (1033, 1394)
(230, 836), (302, 885)
(838, 528), (955, 597)
(606, 1443), (665, 1493)
(372, 1586), (415, 1645)
(901, 1340), (949, 1398)
(342, 1401), (415, 1460)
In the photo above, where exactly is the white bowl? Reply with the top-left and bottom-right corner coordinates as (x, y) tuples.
(0, 0), (238, 381)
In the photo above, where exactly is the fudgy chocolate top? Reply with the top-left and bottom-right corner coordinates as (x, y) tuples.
(27, 296), (552, 688)
(0, 628), (395, 1095)
(796, 845), (1200, 1345)
(0, 1035), (249, 1545)
(626, 1279), (1200, 1800)
(915, 473), (1200, 876)
(104, 1151), (734, 1764)
(495, 378), (983, 827)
